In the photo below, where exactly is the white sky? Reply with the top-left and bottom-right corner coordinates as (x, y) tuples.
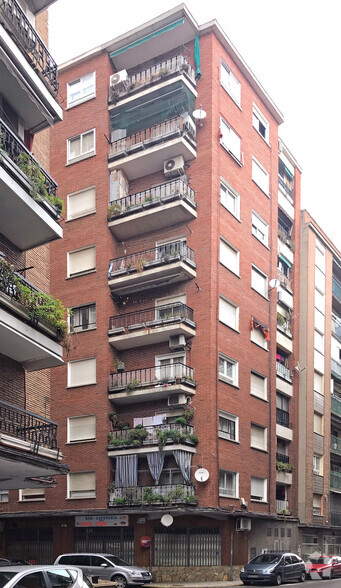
(49, 0), (341, 250)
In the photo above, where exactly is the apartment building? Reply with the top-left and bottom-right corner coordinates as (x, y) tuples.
(0, 0), (68, 554)
(0, 4), (304, 577)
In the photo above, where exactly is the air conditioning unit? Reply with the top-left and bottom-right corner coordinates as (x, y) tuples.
(182, 115), (196, 139)
(169, 335), (186, 351)
(168, 393), (187, 408)
(164, 155), (185, 178)
(236, 518), (251, 532)
(110, 69), (128, 89)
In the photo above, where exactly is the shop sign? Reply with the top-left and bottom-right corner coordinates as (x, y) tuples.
(75, 515), (128, 527)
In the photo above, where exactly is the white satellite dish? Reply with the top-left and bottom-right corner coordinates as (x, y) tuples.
(161, 514), (173, 527)
(195, 468), (209, 482)
(269, 278), (280, 289)
(193, 108), (207, 121)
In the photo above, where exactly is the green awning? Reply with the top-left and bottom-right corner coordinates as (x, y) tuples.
(279, 254), (292, 268)
(194, 34), (201, 80)
(109, 19), (185, 60)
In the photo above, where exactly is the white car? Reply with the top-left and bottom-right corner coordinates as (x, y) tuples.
(0, 565), (93, 588)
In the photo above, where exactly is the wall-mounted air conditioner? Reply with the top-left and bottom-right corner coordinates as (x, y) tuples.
(164, 155), (185, 178)
(236, 518), (251, 531)
(168, 393), (187, 407)
(169, 335), (186, 351)
(110, 70), (128, 89)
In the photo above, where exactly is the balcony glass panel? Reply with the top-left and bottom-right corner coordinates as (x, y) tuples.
(0, 399), (58, 450)
(330, 512), (341, 526)
(331, 396), (341, 417)
(333, 278), (341, 303)
(332, 359), (341, 380)
(330, 471), (341, 491)
(331, 435), (341, 455)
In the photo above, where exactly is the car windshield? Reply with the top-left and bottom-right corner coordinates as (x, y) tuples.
(309, 557), (332, 564)
(104, 557), (131, 567)
(250, 555), (280, 565)
(0, 572), (16, 588)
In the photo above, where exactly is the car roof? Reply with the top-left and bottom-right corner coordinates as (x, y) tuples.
(57, 554), (113, 558)
(0, 566), (83, 573)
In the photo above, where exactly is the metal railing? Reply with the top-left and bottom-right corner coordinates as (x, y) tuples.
(108, 241), (195, 276)
(0, 399), (58, 451)
(277, 270), (292, 290)
(109, 423), (194, 445)
(333, 278), (341, 303)
(276, 361), (292, 382)
(276, 452), (289, 464)
(278, 174), (293, 198)
(278, 222), (292, 241)
(330, 511), (341, 526)
(331, 435), (341, 454)
(276, 499), (289, 512)
(276, 408), (290, 427)
(108, 302), (194, 332)
(332, 316), (341, 339)
(108, 179), (195, 213)
(330, 471), (341, 491)
(0, 0), (58, 94)
(331, 358), (341, 380)
(109, 362), (195, 391)
(109, 484), (196, 505)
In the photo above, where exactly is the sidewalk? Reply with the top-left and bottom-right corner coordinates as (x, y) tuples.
(149, 582), (242, 588)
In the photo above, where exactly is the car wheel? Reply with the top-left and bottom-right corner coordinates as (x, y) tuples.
(112, 575), (128, 588)
(274, 574), (282, 586)
(299, 571), (306, 582)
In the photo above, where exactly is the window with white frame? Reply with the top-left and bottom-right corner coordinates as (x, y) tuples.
(67, 245), (96, 278)
(220, 119), (241, 162)
(314, 412), (323, 435)
(220, 61), (241, 105)
(70, 303), (96, 332)
(68, 471), (96, 499)
(251, 323), (268, 350)
(219, 353), (238, 386)
(252, 157), (269, 195)
(67, 72), (96, 107)
(251, 476), (267, 501)
(219, 469), (238, 498)
(67, 358), (96, 388)
(313, 494), (321, 516)
(220, 180), (240, 219)
(0, 490), (8, 503)
(159, 468), (184, 485)
(250, 371), (267, 400)
(252, 104), (269, 143)
(219, 410), (238, 442)
(68, 415), (96, 443)
(155, 352), (186, 381)
(314, 371), (323, 394)
(155, 294), (186, 320)
(67, 186), (96, 220)
(67, 129), (95, 163)
(251, 424), (267, 451)
(252, 211), (268, 246)
(219, 296), (239, 330)
(220, 239), (239, 275)
(313, 454), (322, 475)
(251, 265), (268, 297)
(19, 488), (45, 501)
(315, 289), (325, 313)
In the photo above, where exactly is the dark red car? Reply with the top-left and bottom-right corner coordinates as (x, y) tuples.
(305, 555), (341, 579)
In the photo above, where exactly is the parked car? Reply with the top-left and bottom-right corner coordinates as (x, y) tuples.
(0, 565), (92, 588)
(305, 555), (341, 579)
(240, 551), (306, 585)
(0, 560), (30, 567)
(54, 554), (152, 588)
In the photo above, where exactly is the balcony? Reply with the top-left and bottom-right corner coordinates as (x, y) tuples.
(330, 511), (341, 526)
(333, 278), (341, 310)
(0, 0), (62, 130)
(0, 119), (62, 250)
(278, 238), (294, 265)
(276, 408), (290, 427)
(276, 362), (292, 383)
(108, 362), (196, 403)
(108, 116), (196, 180)
(276, 499), (289, 514)
(0, 399), (68, 490)
(332, 317), (341, 340)
(108, 179), (196, 240)
(276, 325), (293, 354)
(278, 189), (294, 221)
(278, 174), (293, 198)
(331, 396), (341, 418)
(277, 270), (292, 291)
(109, 483), (196, 507)
(108, 303), (196, 350)
(331, 435), (341, 456)
(276, 408), (292, 441)
(109, 55), (196, 105)
(330, 471), (341, 492)
(108, 423), (197, 456)
(0, 260), (64, 370)
(108, 241), (196, 297)
(276, 470), (292, 485)
(276, 452), (289, 464)
(278, 284), (293, 310)
(332, 359), (341, 381)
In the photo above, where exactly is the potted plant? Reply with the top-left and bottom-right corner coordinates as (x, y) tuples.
(114, 358), (125, 372)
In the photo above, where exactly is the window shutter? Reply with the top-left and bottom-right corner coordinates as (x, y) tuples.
(68, 358), (96, 387)
(69, 415), (96, 442)
(69, 246), (96, 276)
(68, 188), (95, 219)
(251, 326), (266, 348)
(252, 159), (269, 194)
(251, 476), (265, 498)
(70, 472), (95, 494)
(251, 373), (266, 399)
(219, 298), (237, 328)
(252, 267), (267, 295)
(220, 240), (239, 273)
(251, 425), (265, 449)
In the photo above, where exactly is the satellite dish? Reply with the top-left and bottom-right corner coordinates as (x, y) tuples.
(269, 278), (280, 289)
(161, 514), (173, 527)
(195, 468), (209, 482)
(193, 107), (207, 121)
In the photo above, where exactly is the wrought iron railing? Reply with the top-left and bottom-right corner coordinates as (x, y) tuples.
(333, 278), (341, 303)
(276, 362), (292, 382)
(276, 499), (289, 512)
(108, 179), (195, 214)
(0, 0), (58, 94)
(108, 241), (195, 277)
(109, 484), (196, 506)
(276, 408), (290, 427)
(331, 358), (341, 380)
(109, 423), (194, 446)
(330, 471), (341, 491)
(0, 399), (58, 451)
(278, 174), (293, 198)
(109, 362), (195, 391)
(109, 302), (194, 332)
(331, 435), (341, 454)
(276, 452), (289, 464)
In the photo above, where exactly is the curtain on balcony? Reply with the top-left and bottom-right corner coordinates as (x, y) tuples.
(173, 450), (192, 484)
(147, 451), (165, 485)
(115, 455), (138, 487)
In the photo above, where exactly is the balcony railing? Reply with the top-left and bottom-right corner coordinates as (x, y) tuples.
(276, 408), (290, 427)
(278, 174), (293, 199)
(277, 270), (292, 291)
(276, 362), (292, 382)
(276, 499), (289, 512)
(108, 179), (195, 217)
(0, 399), (58, 451)
(109, 362), (195, 392)
(331, 435), (341, 454)
(332, 317), (341, 339)
(109, 483), (196, 506)
(332, 358), (341, 380)
(333, 278), (341, 304)
(330, 511), (341, 526)
(330, 471), (341, 491)
(108, 241), (195, 277)
(109, 303), (194, 333)
(331, 396), (341, 417)
(0, 0), (58, 94)
(276, 453), (289, 464)
(109, 423), (195, 449)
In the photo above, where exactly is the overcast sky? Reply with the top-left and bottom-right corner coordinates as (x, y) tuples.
(49, 0), (341, 250)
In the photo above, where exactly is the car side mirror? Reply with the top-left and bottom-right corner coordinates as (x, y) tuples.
(101, 564), (108, 568)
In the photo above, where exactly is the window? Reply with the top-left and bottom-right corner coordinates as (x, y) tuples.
(315, 241), (326, 272)
(67, 245), (96, 278)
(314, 330), (324, 354)
(219, 410), (238, 441)
(315, 289), (325, 313)
(155, 352), (186, 380)
(67, 129), (95, 163)
(315, 267), (325, 293)
(67, 358), (96, 388)
(219, 469), (238, 498)
(220, 180), (240, 219)
(0, 490), (8, 503)
(252, 211), (268, 246)
(68, 471), (96, 499)
(68, 415), (96, 443)
(219, 353), (238, 386)
(70, 303), (96, 332)
(276, 393), (289, 412)
(219, 296), (239, 330)
(314, 372), (323, 394)
(251, 424), (267, 451)
(251, 265), (268, 297)
(155, 294), (186, 320)
(252, 104), (269, 143)
(46, 570), (75, 588)
(67, 186), (96, 220)
(159, 469), (184, 485)
(313, 494), (321, 516)
(67, 72), (96, 107)
(315, 308), (325, 333)
(252, 157), (269, 195)
(251, 319), (268, 350)
(314, 412), (323, 435)
(313, 455), (322, 475)
(220, 118), (241, 162)
(251, 476), (267, 501)
(220, 239), (239, 275)
(250, 371), (267, 400)
(19, 488), (45, 501)
(220, 61), (241, 105)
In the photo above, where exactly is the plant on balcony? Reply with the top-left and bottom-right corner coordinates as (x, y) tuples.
(279, 508), (290, 516)
(134, 257), (147, 273)
(16, 152), (64, 214)
(108, 426), (148, 448)
(174, 417), (187, 426)
(278, 229), (288, 243)
(276, 460), (294, 473)
(185, 495), (198, 505)
(114, 358), (125, 371)
(125, 378), (140, 392)
(107, 202), (122, 219)
(183, 407), (195, 423)
(114, 497), (126, 505)
(159, 67), (170, 77)
(277, 312), (286, 326)
(156, 428), (198, 451)
(107, 482), (115, 494)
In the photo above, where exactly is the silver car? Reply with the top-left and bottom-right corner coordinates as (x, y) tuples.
(53, 554), (152, 588)
(0, 565), (92, 588)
